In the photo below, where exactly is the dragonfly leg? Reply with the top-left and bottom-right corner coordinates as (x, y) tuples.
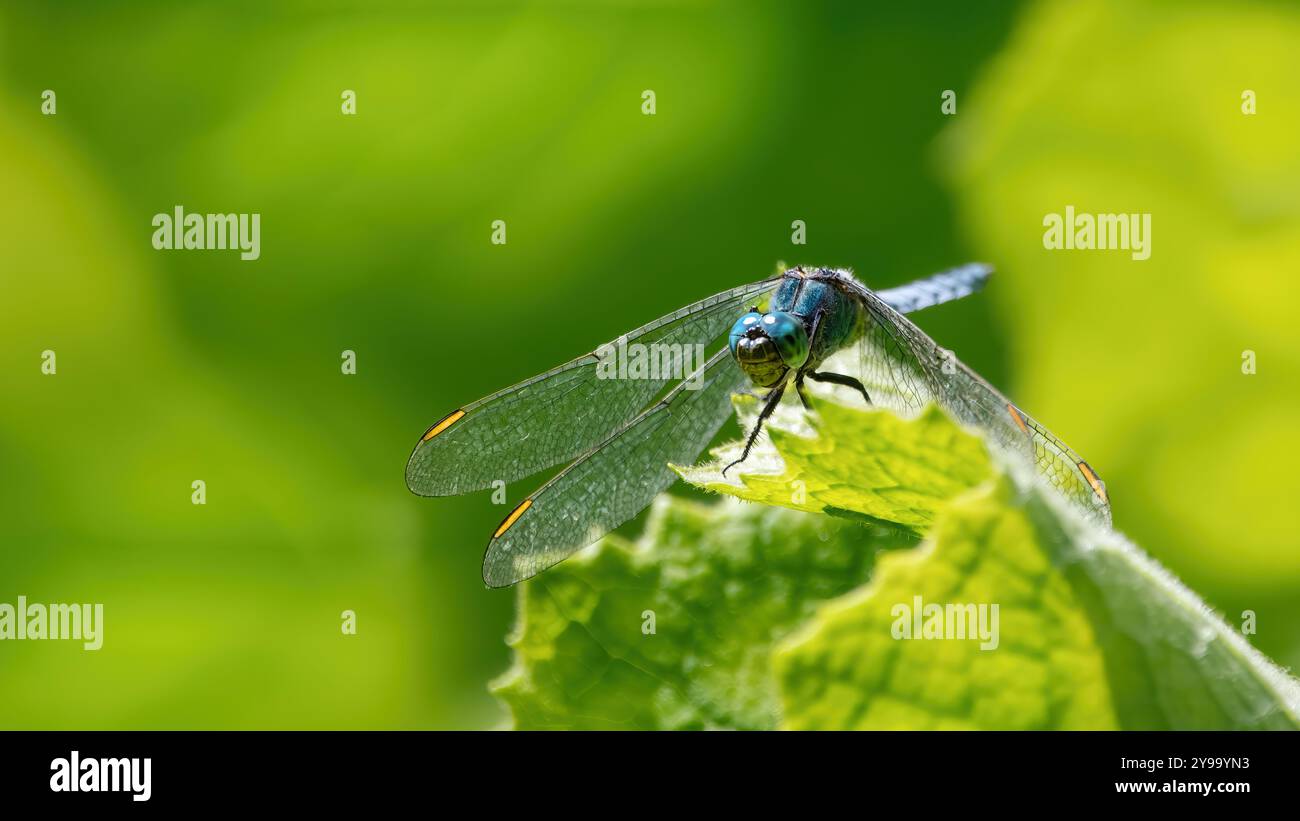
(793, 308), (827, 413)
(808, 371), (872, 405)
(722, 382), (787, 477)
(794, 374), (813, 410)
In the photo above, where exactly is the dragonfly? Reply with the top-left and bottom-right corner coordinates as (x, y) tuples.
(406, 264), (1110, 587)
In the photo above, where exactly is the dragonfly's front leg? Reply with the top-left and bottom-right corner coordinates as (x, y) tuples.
(807, 371), (872, 405)
(722, 381), (787, 477)
(793, 308), (826, 412)
(794, 374), (813, 410)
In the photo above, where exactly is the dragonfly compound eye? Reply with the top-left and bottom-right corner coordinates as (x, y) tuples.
(728, 310), (808, 388)
(728, 312), (764, 357)
(762, 311), (810, 369)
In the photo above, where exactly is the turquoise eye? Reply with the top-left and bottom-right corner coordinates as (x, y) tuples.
(762, 311), (809, 368)
(728, 312), (764, 356)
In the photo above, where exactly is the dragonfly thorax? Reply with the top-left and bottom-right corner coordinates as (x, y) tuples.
(728, 310), (810, 388)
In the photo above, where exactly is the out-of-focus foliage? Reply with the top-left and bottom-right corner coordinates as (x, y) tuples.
(942, 0), (1300, 668)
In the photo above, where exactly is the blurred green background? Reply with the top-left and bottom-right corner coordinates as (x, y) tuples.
(0, 0), (1295, 728)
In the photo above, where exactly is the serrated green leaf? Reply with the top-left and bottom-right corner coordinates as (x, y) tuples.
(731, 404), (1300, 730)
(498, 389), (1300, 730)
(491, 495), (916, 730)
(777, 464), (1300, 728)
(675, 397), (995, 532)
(775, 478), (1120, 730)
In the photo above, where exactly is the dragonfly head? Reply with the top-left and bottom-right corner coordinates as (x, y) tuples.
(728, 310), (809, 388)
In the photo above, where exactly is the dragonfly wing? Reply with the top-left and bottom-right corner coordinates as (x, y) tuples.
(482, 346), (748, 587)
(838, 275), (1111, 523)
(406, 277), (779, 497)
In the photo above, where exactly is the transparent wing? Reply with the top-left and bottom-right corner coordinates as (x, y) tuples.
(832, 273), (1111, 523)
(406, 277), (779, 497)
(482, 346), (748, 587)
